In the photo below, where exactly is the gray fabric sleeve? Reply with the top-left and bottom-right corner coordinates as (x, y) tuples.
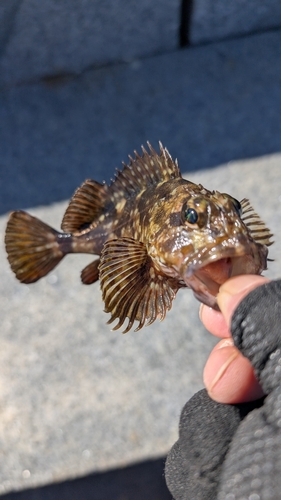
(165, 280), (281, 500)
(165, 389), (263, 500)
(218, 279), (281, 499)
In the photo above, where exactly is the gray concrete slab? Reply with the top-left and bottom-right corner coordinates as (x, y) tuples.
(1, 153), (280, 495)
(189, 0), (281, 44)
(1, 31), (281, 216)
(1, 29), (281, 495)
(0, 0), (180, 86)
(0, 201), (214, 494)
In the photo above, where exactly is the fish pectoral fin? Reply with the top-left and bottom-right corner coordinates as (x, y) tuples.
(61, 179), (109, 233)
(81, 259), (100, 284)
(99, 237), (179, 333)
(5, 211), (64, 283)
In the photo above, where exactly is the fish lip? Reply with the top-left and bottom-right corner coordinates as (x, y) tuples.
(180, 234), (254, 279)
(183, 246), (246, 279)
(179, 236), (257, 309)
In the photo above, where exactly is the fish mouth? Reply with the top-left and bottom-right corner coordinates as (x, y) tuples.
(180, 237), (266, 309)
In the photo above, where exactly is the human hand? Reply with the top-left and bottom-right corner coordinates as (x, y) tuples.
(200, 275), (271, 404)
(166, 276), (281, 500)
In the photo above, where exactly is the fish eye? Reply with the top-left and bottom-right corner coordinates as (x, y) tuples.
(184, 207), (198, 224)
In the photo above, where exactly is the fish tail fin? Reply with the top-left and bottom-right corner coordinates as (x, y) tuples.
(5, 210), (65, 283)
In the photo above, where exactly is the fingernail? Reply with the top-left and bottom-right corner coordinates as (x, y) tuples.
(209, 349), (239, 391)
(217, 275), (269, 325)
(217, 338), (234, 349)
(199, 303), (204, 321)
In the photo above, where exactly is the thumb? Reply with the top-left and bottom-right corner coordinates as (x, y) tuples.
(203, 275), (270, 403)
(217, 275), (271, 328)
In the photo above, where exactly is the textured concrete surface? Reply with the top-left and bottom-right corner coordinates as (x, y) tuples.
(1, 0), (281, 88)
(0, 201), (215, 494)
(0, 0), (180, 86)
(1, 155), (280, 495)
(190, 0), (281, 44)
(1, 29), (281, 496)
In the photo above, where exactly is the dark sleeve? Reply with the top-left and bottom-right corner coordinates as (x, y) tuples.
(218, 279), (281, 499)
(165, 279), (281, 500)
(165, 389), (263, 500)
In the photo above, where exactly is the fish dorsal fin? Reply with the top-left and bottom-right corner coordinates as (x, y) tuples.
(99, 237), (179, 333)
(241, 198), (273, 247)
(61, 180), (109, 233)
(109, 142), (181, 201)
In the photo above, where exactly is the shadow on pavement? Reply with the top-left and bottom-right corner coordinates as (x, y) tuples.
(1, 31), (281, 215)
(2, 457), (172, 500)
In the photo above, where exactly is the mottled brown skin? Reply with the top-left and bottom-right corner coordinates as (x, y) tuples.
(5, 143), (273, 332)
(68, 179), (189, 252)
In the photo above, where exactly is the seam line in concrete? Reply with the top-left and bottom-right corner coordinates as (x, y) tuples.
(179, 0), (194, 47)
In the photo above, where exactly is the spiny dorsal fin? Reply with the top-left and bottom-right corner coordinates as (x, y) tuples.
(108, 142), (181, 202)
(61, 180), (109, 233)
(241, 198), (273, 247)
(99, 237), (179, 333)
(81, 259), (100, 284)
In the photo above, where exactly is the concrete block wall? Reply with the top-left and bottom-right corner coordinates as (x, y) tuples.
(0, 0), (181, 86)
(189, 0), (281, 44)
(1, 1), (281, 86)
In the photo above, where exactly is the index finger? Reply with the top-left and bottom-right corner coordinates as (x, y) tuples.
(199, 304), (231, 338)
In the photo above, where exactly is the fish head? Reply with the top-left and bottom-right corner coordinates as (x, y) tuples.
(148, 184), (272, 309)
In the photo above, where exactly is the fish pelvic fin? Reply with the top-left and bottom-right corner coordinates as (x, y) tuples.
(5, 211), (65, 283)
(99, 237), (180, 333)
(61, 180), (110, 233)
(81, 259), (100, 284)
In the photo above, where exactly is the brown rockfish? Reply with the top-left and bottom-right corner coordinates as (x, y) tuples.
(5, 143), (273, 332)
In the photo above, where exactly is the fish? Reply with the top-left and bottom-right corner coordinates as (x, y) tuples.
(5, 143), (273, 333)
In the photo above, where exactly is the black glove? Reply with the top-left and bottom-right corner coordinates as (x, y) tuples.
(165, 279), (281, 500)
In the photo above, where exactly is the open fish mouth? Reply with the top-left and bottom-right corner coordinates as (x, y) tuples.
(180, 238), (267, 309)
